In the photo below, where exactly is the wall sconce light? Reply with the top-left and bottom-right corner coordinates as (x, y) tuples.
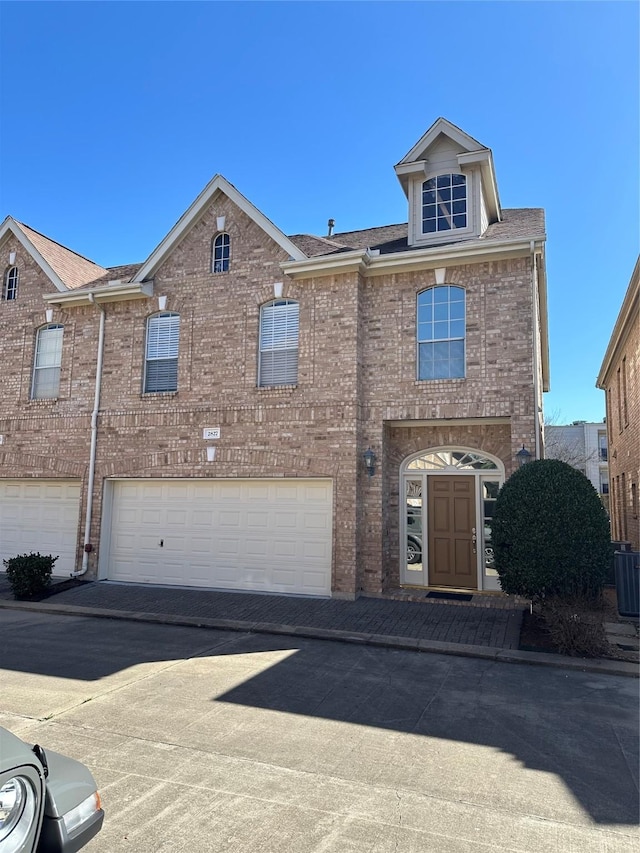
(158, 295), (167, 311)
(45, 307), (54, 323)
(216, 215), (226, 232)
(206, 446), (217, 462)
(273, 281), (283, 299)
(363, 447), (376, 477)
(516, 445), (532, 467)
(9, 251), (16, 265)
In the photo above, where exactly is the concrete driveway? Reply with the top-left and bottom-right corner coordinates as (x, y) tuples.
(2, 609), (638, 852)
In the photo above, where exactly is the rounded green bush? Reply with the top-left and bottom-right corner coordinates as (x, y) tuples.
(3, 552), (58, 599)
(491, 459), (612, 601)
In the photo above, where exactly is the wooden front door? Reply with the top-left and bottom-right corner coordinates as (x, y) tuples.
(428, 475), (477, 589)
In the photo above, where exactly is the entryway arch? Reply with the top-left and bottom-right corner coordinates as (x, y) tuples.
(400, 447), (505, 591)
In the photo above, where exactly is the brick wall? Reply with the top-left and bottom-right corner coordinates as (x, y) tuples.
(0, 197), (542, 593)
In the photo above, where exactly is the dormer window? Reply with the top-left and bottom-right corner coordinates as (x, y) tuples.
(3, 265), (18, 300)
(422, 174), (467, 234)
(212, 233), (230, 273)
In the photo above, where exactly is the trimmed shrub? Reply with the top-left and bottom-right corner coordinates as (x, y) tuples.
(491, 459), (612, 602)
(3, 552), (58, 599)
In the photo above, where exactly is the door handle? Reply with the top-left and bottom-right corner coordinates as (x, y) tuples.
(471, 528), (477, 553)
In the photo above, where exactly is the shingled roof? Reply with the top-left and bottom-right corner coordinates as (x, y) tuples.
(18, 222), (109, 289)
(288, 209), (545, 257)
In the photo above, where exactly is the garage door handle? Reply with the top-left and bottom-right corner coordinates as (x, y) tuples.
(160, 540), (164, 548)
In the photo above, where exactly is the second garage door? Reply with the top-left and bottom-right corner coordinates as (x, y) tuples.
(103, 478), (333, 596)
(0, 480), (81, 576)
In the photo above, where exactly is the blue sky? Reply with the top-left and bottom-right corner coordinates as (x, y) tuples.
(1, 1), (638, 424)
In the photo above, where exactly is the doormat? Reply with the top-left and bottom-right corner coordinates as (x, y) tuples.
(426, 591), (473, 602)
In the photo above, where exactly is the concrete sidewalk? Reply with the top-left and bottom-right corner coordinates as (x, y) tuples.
(0, 576), (636, 677)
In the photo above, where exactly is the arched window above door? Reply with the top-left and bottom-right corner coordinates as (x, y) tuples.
(406, 448), (500, 472)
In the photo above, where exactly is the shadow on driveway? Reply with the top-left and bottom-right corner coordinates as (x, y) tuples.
(1, 609), (638, 827)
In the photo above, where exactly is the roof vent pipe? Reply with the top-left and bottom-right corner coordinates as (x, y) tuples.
(327, 218), (335, 238)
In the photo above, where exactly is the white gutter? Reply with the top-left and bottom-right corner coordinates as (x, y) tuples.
(531, 241), (541, 461)
(44, 281), (153, 307)
(281, 235), (546, 279)
(72, 293), (105, 577)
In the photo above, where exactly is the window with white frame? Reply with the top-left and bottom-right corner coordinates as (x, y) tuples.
(258, 299), (299, 387)
(32, 324), (63, 399)
(144, 312), (180, 393)
(212, 233), (230, 273)
(422, 174), (467, 234)
(3, 266), (18, 300)
(417, 286), (465, 380)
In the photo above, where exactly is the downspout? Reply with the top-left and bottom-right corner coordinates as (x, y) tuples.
(530, 241), (541, 460)
(72, 293), (105, 577)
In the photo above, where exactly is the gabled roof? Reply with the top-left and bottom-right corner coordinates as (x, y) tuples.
(396, 117), (487, 166)
(394, 117), (501, 223)
(132, 174), (307, 283)
(0, 217), (109, 291)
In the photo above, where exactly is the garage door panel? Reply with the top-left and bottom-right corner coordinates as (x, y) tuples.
(0, 480), (81, 576)
(107, 479), (332, 595)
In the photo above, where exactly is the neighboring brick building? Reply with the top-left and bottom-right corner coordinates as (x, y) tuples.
(597, 257), (640, 551)
(0, 118), (549, 597)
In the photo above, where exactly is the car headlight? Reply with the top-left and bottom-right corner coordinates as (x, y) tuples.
(0, 776), (38, 852)
(62, 791), (102, 835)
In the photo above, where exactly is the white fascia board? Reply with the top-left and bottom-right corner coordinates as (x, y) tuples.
(396, 118), (487, 166)
(0, 217), (68, 292)
(281, 249), (370, 279)
(394, 160), (428, 177)
(282, 237), (546, 280)
(43, 281), (154, 307)
(457, 150), (501, 220)
(536, 252), (550, 392)
(132, 175), (306, 283)
(596, 256), (640, 388)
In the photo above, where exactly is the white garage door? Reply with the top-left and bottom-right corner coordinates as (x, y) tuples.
(105, 479), (333, 596)
(0, 480), (81, 576)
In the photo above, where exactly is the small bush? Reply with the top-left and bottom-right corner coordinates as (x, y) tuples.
(491, 459), (612, 602)
(3, 552), (58, 599)
(542, 595), (609, 657)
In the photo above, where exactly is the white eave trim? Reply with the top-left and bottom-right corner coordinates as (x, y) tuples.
(281, 236), (546, 279)
(43, 281), (154, 306)
(396, 118), (487, 166)
(596, 255), (640, 388)
(132, 175), (306, 283)
(0, 217), (68, 292)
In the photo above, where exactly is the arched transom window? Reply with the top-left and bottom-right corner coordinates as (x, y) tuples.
(212, 233), (230, 273)
(3, 265), (19, 300)
(422, 174), (467, 234)
(417, 285), (465, 380)
(407, 449), (499, 471)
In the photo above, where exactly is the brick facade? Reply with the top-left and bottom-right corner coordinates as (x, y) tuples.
(0, 121), (549, 596)
(598, 258), (640, 550)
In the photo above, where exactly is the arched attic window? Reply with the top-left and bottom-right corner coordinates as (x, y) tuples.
(212, 233), (230, 273)
(422, 173), (467, 234)
(3, 265), (19, 300)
